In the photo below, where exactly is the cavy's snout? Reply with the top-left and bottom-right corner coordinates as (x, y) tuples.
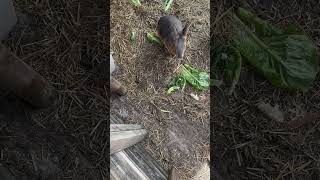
(176, 40), (186, 59)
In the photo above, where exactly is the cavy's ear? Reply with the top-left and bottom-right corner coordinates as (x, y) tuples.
(182, 21), (191, 36)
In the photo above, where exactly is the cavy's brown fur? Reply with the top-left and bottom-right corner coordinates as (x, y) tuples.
(157, 15), (191, 59)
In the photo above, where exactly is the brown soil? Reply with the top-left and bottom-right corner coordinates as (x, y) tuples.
(110, 0), (210, 179)
(1, 0), (108, 179)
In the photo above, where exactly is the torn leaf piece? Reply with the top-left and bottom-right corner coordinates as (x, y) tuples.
(166, 76), (186, 94)
(147, 32), (162, 45)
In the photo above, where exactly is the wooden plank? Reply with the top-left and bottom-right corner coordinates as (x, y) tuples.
(110, 124), (147, 155)
(110, 151), (150, 180)
(123, 144), (167, 179)
(192, 161), (210, 180)
(110, 147), (167, 180)
(110, 115), (124, 124)
(110, 114), (168, 180)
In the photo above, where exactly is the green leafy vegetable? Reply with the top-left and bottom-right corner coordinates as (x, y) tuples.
(164, 0), (173, 12)
(166, 76), (186, 94)
(212, 46), (242, 94)
(233, 8), (319, 91)
(167, 64), (209, 94)
(147, 32), (162, 46)
(131, 31), (137, 42)
(180, 64), (209, 91)
(130, 0), (141, 7)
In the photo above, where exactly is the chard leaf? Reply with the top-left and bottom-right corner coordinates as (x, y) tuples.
(212, 46), (242, 94)
(180, 64), (209, 91)
(233, 8), (319, 91)
(166, 64), (209, 94)
(166, 76), (186, 94)
(147, 32), (162, 46)
(167, 86), (180, 94)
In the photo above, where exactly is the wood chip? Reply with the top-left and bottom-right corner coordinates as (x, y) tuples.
(287, 112), (320, 130)
(257, 102), (284, 122)
(190, 93), (199, 101)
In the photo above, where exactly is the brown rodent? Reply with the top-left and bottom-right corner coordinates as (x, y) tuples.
(0, 43), (56, 108)
(158, 15), (191, 59)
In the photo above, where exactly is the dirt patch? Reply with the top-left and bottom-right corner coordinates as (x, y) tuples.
(1, 0), (108, 179)
(111, 0), (210, 179)
(212, 0), (320, 179)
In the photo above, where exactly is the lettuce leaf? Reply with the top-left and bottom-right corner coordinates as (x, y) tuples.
(233, 8), (318, 91)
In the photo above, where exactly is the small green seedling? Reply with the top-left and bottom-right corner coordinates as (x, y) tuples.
(164, 0), (173, 11)
(131, 31), (137, 42)
(131, 0), (141, 7)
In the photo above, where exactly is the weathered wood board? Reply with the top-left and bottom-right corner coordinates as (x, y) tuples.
(110, 124), (147, 155)
(192, 161), (210, 180)
(110, 115), (168, 180)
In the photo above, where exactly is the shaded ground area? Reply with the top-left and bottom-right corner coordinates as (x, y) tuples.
(1, 0), (108, 179)
(111, 0), (210, 179)
(0, 96), (101, 180)
(212, 0), (320, 179)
